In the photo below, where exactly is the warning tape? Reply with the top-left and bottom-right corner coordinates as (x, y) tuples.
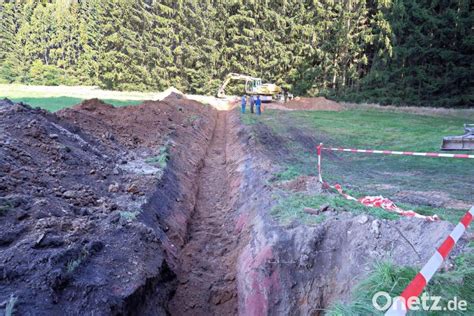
(316, 144), (439, 221)
(323, 147), (474, 159)
(316, 143), (473, 314)
(329, 183), (439, 222)
(385, 206), (474, 315)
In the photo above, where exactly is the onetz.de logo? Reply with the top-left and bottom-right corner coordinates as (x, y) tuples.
(372, 291), (468, 312)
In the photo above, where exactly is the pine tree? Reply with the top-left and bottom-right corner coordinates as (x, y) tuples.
(0, 0), (471, 106)
(0, 2), (20, 83)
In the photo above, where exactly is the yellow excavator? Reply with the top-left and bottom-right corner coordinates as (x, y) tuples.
(216, 73), (282, 102)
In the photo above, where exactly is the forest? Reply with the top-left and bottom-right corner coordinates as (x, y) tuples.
(0, 0), (472, 107)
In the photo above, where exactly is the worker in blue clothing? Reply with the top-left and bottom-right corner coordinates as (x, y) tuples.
(241, 95), (246, 113)
(255, 95), (262, 115)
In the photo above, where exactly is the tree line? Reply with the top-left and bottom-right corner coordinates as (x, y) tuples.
(0, 0), (472, 107)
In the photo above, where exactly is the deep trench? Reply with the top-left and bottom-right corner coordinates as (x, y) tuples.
(167, 110), (239, 315)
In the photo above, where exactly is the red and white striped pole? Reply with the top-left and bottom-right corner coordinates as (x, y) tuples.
(323, 147), (474, 159)
(317, 143), (323, 183)
(385, 206), (474, 315)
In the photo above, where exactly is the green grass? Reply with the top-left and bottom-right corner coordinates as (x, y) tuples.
(5, 294), (18, 316)
(119, 210), (140, 222)
(289, 109), (467, 151)
(65, 246), (90, 274)
(272, 165), (302, 181)
(327, 252), (474, 315)
(0, 200), (12, 216)
(273, 186), (465, 225)
(271, 192), (443, 225)
(145, 144), (169, 170)
(145, 143), (170, 179)
(9, 96), (141, 112)
(250, 108), (473, 222)
(271, 193), (328, 225)
(240, 111), (260, 125)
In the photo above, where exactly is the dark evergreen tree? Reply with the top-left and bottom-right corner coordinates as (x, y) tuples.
(0, 0), (471, 107)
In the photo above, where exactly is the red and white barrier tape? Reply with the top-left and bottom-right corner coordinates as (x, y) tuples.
(316, 144), (439, 221)
(323, 147), (474, 159)
(330, 183), (439, 221)
(316, 143), (472, 314)
(385, 206), (474, 315)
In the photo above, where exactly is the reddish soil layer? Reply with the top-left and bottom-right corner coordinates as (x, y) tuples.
(168, 111), (239, 315)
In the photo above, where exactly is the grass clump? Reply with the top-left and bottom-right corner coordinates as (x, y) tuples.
(66, 258), (83, 273)
(0, 200), (12, 216)
(65, 247), (90, 274)
(5, 294), (18, 316)
(146, 143), (170, 169)
(272, 192), (399, 225)
(272, 165), (301, 181)
(186, 114), (200, 124)
(327, 252), (474, 315)
(119, 210), (140, 222)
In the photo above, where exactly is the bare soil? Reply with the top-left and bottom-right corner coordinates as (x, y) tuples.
(168, 111), (239, 315)
(0, 95), (469, 316)
(0, 95), (217, 315)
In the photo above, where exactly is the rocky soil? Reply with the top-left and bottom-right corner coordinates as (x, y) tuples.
(0, 95), (468, 316)
(0, 95), (216, 315)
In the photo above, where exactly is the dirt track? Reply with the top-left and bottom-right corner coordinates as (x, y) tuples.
(169, 111), (238, 314)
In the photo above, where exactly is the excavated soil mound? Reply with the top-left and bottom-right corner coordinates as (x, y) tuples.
(274, 175), (322, 194)
(0, 97), (216, 315)
(58, 94), (199, 150)
(2, 93), (468, 316)
(284, 97), (343, 111)
(265, 97), (343, 111)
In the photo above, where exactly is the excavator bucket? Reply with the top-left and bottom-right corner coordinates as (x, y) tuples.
(441, 124), (474, 151)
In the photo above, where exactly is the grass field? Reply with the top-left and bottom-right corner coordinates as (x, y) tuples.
(243, 108), (474, 315)
(244, 108), (473, 223)
(0, 84), (162, 100)
(8, 97), (142, 112)
(0, 84), (167, 112)
(0, 85), (152, 111)
(0, 84), (229, 111)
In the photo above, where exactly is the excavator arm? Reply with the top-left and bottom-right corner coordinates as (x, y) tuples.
(216, 73), (258, 98)
(216, 72), (282, 100)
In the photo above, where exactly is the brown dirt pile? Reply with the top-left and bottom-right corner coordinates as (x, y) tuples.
(265, 96), (343, 111)
(58, 94), (196, 150)
(0, 96), (216, 315)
